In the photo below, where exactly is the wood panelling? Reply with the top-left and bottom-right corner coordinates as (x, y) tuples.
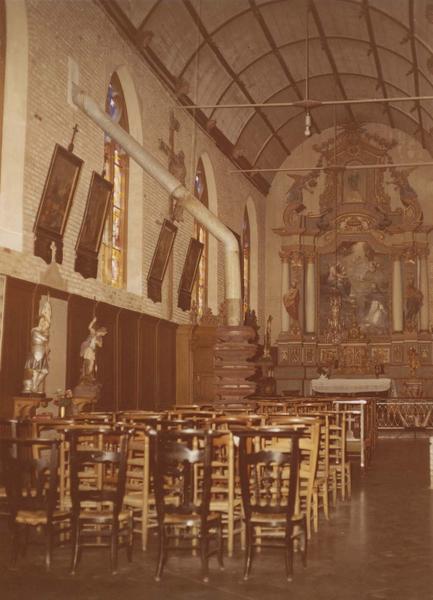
(157, 320), (177, 410)
(0, 277), (36, 416)
(0, 276), (177, 416)
(138, 315), (159, 410)
(118, 309), (139, 411)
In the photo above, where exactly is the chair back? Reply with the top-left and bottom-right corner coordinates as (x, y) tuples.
(237, 429), (301, 520)
(68, 428), (131, 516)
(0, 438), (60, 519)
(152, 429), (217, 524)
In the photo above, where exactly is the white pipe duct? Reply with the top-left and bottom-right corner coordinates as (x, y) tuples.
(72, 85), (241, 325)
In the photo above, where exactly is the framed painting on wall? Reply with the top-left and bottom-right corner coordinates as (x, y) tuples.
(147, 219), (178, 302)
(178, 238), (204, 311)
(34, 144), (83, 264)
(75, 172), (113, 279)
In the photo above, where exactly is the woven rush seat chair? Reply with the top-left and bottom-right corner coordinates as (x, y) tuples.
(0, 436), (71, 569)
(68, 427), (133, 574)
(236, 427), (307, 582)
(152, 428), (224, 582)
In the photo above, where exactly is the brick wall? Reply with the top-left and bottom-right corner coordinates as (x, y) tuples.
(2, 0), (266, 328)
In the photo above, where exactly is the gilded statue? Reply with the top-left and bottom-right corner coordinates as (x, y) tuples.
(22, 298), (52, 395)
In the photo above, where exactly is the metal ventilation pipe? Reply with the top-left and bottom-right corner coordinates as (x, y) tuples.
(72, 85), (241, 325)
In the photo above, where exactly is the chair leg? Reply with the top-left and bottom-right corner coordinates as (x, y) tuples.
(70, 517), (80, 575)
(284, 524), (294, 582)
(110, 520), (119, 575)
(154, 525), (166, 582)
(346, 463), (352, 499)
(200, 525), (210, 583)
(127, 515), (133, 563)
(45, 525), (54, 571)
(312, 490), (319, 533)
(243, 523), (253, 581)
(217, 521), (224, 570)
(227, 510), (234, 558)
(300, 517), (308, 568)
(21, 525), (30, 557)
(322, 484), (329, 520)
(10, 522), (20, 570)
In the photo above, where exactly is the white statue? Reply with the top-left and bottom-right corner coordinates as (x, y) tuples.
(22, 298), (52, 394)
(80, 317), (107, 380)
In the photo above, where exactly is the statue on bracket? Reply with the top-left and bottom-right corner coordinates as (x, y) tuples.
(80, 317), (107, 381)
(22, 297), (52, 396)
(73, 317), (107, 401)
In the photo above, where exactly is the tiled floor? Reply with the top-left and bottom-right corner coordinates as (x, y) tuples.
(1, 436), (433, 600)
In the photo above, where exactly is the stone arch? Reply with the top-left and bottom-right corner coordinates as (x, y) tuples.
(112, 65), (144, 295)
(0, 0), (28, 250)
(197, 151), (218, 313)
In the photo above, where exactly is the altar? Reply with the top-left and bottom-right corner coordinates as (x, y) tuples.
(272, 124), (433, 397)
(311, 377), (392, 396)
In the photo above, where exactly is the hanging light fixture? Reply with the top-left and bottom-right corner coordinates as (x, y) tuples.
(304, 4), (312, 137)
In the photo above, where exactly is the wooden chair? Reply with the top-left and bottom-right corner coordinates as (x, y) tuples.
(152, 429), (224, 582)
(265, 417), (321, 539)
(123, 429), (157, 551)
(207, 431), (244, 557)
(0, 437), (71, 569)
(68, 427), (133, 574)
(237, 428), (306, 581)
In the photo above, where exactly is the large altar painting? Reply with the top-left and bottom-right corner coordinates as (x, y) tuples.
(319, 241), (391, 338)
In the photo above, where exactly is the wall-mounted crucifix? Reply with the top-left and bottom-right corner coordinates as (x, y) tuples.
(159, 111), (186, 222)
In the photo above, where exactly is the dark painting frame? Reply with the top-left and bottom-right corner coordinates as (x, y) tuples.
(147, 219), (178, 302)
(34, 144), (83, 264)
(74, 172), (113, 279)
(178, 238), (204, 311)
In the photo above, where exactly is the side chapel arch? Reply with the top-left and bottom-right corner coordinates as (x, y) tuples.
(196, 151), (218, 314)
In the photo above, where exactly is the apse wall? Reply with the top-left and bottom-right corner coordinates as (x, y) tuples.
(0, 0), (266, 326)
(265, 123), (433, 340)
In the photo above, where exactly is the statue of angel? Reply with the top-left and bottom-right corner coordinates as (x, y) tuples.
(80, 317), (107, 380)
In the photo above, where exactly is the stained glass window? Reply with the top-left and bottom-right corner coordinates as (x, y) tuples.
(102, 72), (129, 288)
(242, 206), (251, 316)
(193, 158), (208, 318)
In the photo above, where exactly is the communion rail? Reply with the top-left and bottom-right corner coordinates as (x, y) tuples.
(376, 399), (433, 430)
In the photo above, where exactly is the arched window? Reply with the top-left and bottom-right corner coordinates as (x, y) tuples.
(0, 0), (6, 171)
(193, 158), (209, 317)
(102, 72), (129, 288)
(242, 206), (251, 316)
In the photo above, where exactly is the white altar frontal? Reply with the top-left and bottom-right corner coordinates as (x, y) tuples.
(311, 377), (392, 396)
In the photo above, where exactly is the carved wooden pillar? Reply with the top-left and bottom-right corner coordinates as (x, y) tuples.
(280, 254), (289, 332)
(419, 250), (429, 331)
(392, 255), (403, 332)
(305, 252), (316, 334)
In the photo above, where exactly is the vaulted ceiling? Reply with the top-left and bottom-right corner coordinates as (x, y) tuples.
(101, 0), (433, 193)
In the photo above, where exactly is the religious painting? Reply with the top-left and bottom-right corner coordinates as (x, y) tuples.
(178, 238), (204, 311)
(342, 164), (367, 204)
(34, 144), (83, 236)
(76, 173), (113, 253)
(34, 144), (83, 264)
(147, 219), (178, 302)
(319, 241), (391, 339)
(74, 173), (113, 279)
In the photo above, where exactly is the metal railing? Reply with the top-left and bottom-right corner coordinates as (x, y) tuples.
(376, 399), (433, 430)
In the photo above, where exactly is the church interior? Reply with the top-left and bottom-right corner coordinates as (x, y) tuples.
(2, 0), (433, 598)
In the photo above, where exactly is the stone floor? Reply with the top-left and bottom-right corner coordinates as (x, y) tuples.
(1, 436), (433, 600)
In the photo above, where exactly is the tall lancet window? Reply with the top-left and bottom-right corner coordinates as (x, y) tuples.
(0, 0), (5, 172)
(242, 206), (251, 316)
(193, 158), (209, 318)
(102, 72), (129, 288)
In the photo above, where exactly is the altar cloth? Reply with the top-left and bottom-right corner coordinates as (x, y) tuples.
(311, 377), (392, 395)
